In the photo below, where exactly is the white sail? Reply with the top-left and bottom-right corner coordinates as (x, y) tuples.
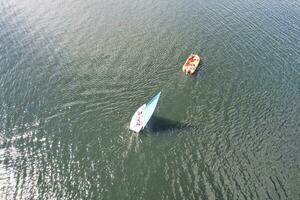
(142, 92), (161, 127)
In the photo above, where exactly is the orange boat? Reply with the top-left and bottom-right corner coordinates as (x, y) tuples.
(182, 54), (201, 75)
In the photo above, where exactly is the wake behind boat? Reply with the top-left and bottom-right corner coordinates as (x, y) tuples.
(129, 92), (161, 133)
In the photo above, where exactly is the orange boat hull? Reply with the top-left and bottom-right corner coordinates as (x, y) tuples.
(182, 54), (201, 75)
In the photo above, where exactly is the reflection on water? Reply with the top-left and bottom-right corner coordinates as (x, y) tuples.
(0, 0), (300, 199)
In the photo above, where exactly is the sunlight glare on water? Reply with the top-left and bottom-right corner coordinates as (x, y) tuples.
(0, 0), (299, 199)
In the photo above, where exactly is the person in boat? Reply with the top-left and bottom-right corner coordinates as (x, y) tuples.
(186, 56), (194, 66)
(189, 55), (194, 62)
(136, 111), (143, 126)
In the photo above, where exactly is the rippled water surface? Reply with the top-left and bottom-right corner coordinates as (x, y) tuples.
(1, 0), (300, 199)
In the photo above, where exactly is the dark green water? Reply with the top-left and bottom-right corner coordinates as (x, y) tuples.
(1, 0), (299, 199)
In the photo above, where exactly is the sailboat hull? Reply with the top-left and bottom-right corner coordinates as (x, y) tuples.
(129, 92), (161, 133)
(129, 104), (145, 133)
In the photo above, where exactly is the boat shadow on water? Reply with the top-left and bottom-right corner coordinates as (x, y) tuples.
(196, 67), (204, 77)
(143, 116), (193, 135)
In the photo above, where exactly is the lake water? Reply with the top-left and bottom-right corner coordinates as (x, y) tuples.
(0, 0), (299, 199)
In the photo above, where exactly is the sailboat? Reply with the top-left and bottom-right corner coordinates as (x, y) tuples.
(129, 92), (161, 133)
